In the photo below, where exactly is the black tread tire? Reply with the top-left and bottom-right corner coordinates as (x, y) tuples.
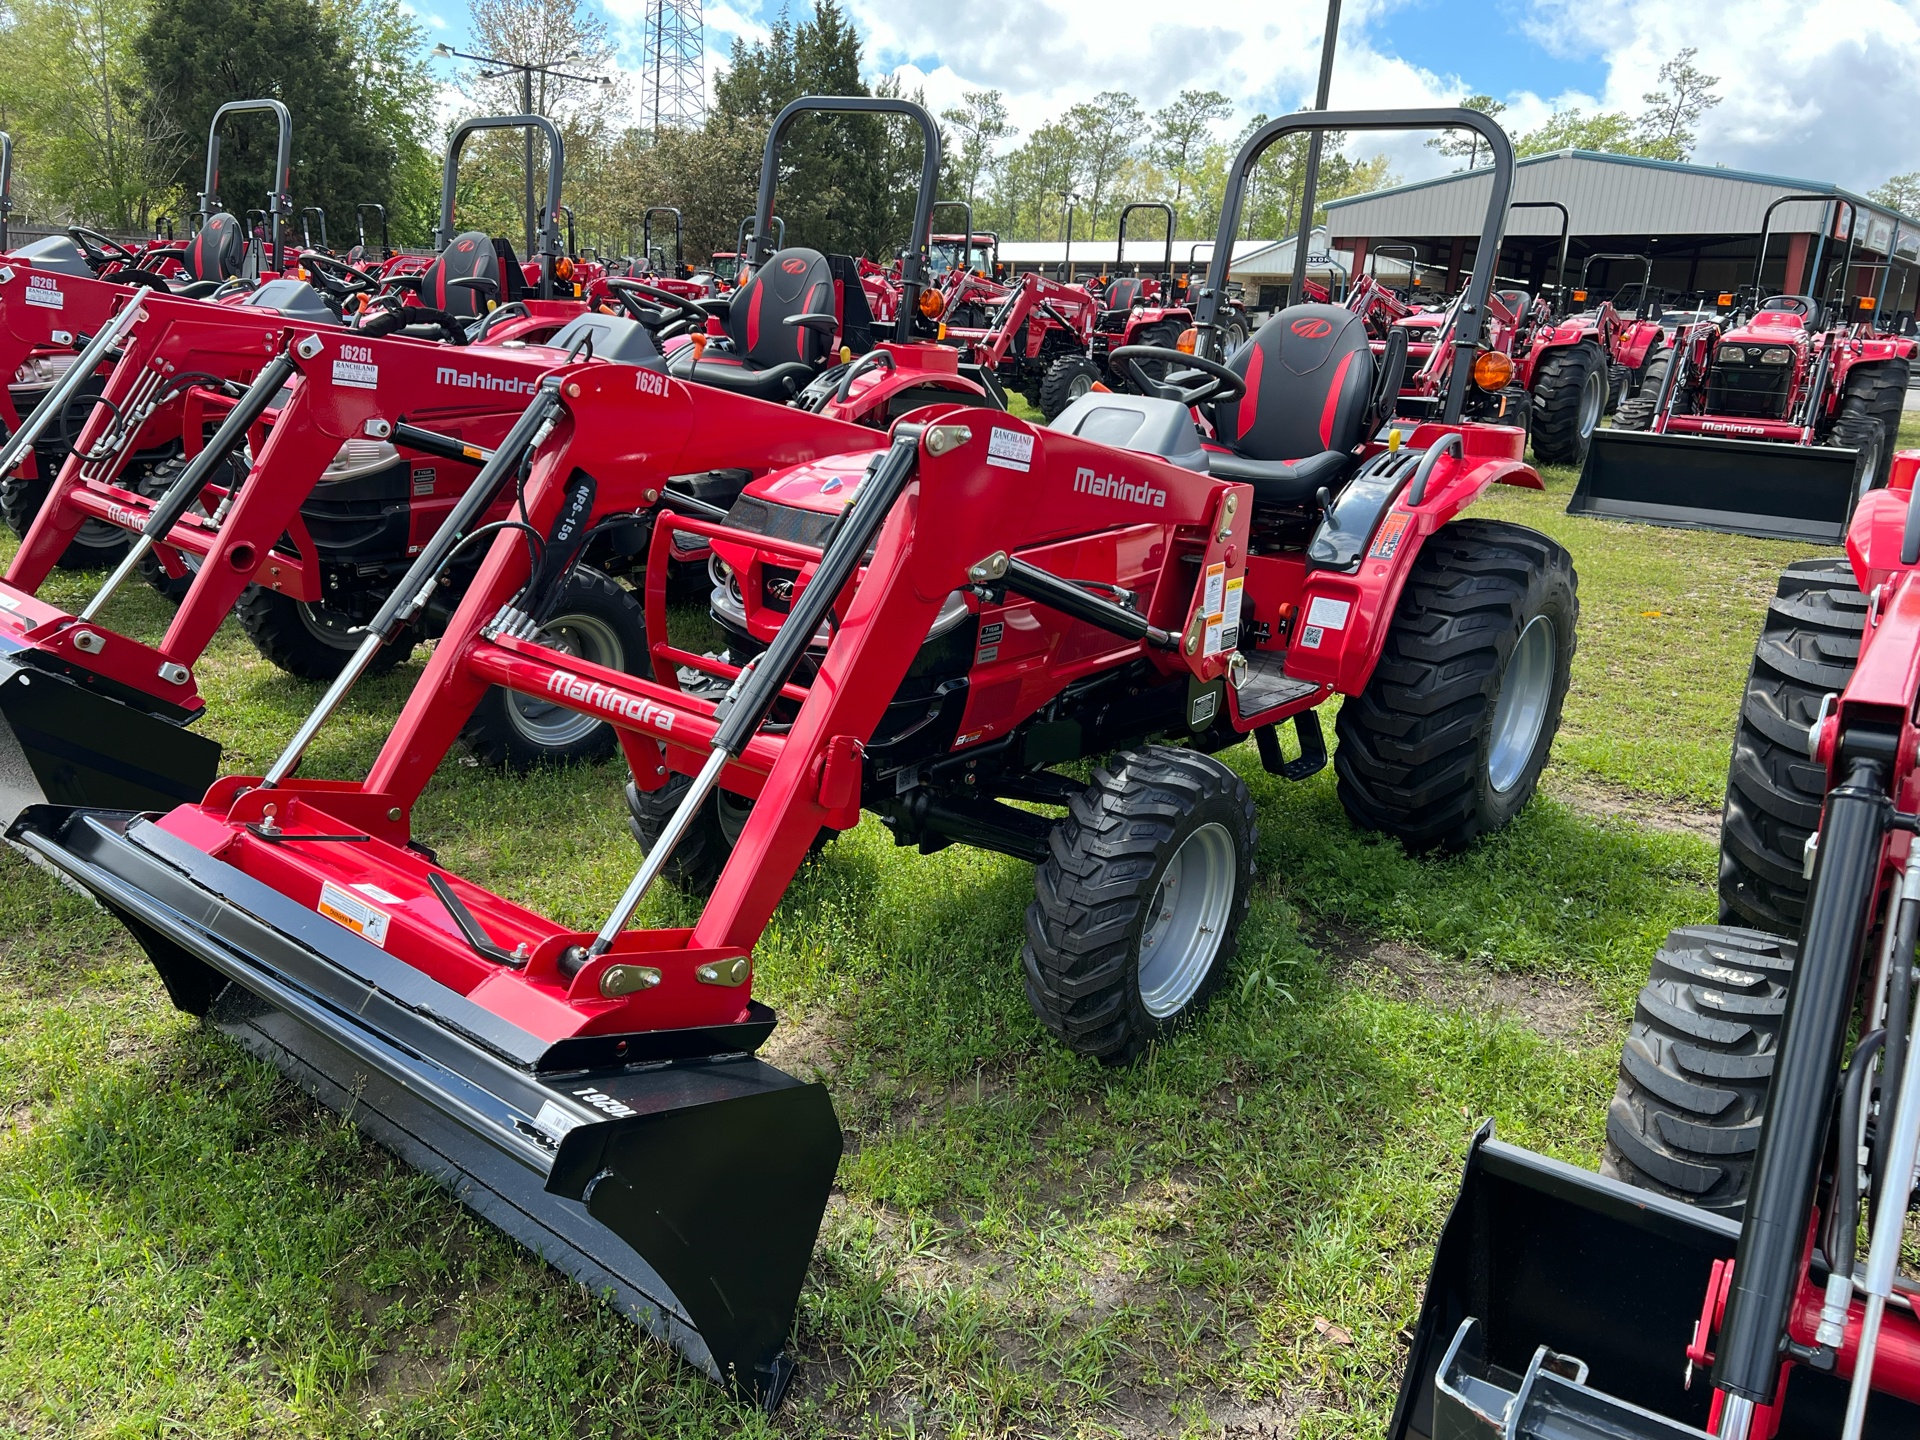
(1039, 354), (1102, 421)
(1600, 924), (1794, 1217)
(462, 566), (645, 770)
(1334, 519), (1579, 851)
(1611, 350), (1670, 432)
(1022, 746), (1256, 1064)
(236, 585), (418, 681)
(0, 474), (132, 570)
(1834, 358), (1907, 490)
(1529, 343), (1606, 465)
(1718, 558), (1863, 934)
(1829, 411), (1886, 513)
(624, 774), (827, 892)
(133, 455), (234, 603)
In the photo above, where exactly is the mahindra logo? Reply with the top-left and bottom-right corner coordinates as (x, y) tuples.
(781, 258), (807, 274)
(766, 577), (796, 602)
(1291, 317), (1333, 339)
(545, 671), (676, 730)
(1073, 464), (1166, 509)
(1700, 421), (1767, 436)
(456, 239), (476, 252)
(436, 365), (537, 395)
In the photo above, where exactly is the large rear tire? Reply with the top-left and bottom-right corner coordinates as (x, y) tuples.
(1600, 924), (1794, 1218)
(1718, 558), (1863, 934)
(1610, 350), (1670, 432)
(1528, 343), (1607, 465)
(1334, 519), (1578, 851)
(1022, 746), (1256, 1063)
(1833, 357), (1908, 490)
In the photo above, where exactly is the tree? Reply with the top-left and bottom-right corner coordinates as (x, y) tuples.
(1427, 95), (1507, 171)
(137, 0), (430, 232)
(1635, 47), (1721, 162)
(1515, 109), (1644, 158)
(941, 88), (1013, 215)
(1066, 89), (1144, 237)
(1150, 89), (1230, 210)
(1872, 172), (1920, 218)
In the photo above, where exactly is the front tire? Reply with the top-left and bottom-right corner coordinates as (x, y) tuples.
(1022, 747), (1256, 1063)
(1039, 354), (1101, 421)
(1610, 350), (1670, 432)
(462, 566), (646, 770)
(1601, 924), (1794, 1217)
(0, 474), (132, 570)
(236, 585), (417, 680)
(1528, 343), (1606, 465)
(1719, 558), (1863, 934)
(1334, 519), (1578, 851)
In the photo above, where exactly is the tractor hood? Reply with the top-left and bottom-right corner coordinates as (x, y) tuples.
(1720, 310), (1812, 347)
(734, 451), (881, 518)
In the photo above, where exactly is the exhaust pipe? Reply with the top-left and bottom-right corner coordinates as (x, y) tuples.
(0, 297), (146, 478)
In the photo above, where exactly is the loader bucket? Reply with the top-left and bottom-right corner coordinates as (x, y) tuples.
(0, 645), (219, 826)
(1568, 428), (1863, 543)
(1389, 1129), (1920, 1440)
(11, 805), (842, 1408)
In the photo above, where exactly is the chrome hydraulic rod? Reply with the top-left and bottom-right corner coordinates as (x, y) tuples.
(0, 297), (145, 477)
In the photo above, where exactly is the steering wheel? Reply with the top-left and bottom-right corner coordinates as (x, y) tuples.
(69, 225), (138, 268)
(1108, 344), (1247, 408)
(300, 250), (379, 298)
(607, 278), (708, 337)
(356, 305), (471, 345)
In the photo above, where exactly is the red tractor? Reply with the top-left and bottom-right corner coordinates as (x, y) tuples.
(12, 103), (1574, 1410)
(1574, 193), (1916, 542)
(935, 267), (1103, 417)
(1388, 466), (1920, 1440)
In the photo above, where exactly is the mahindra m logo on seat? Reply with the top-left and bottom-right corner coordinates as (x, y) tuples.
(436, 366), (538, 396)
(781, 258), (807, 274)
(1291, 317), (1333, 339)
(1073, 464), (1166, 509)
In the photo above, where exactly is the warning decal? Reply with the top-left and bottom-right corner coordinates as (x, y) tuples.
(318, 881), (391, 946)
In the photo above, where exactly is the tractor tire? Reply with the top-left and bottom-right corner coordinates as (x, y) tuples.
(134, 454), (233, 603)
(1605, 360), (1633, 414)
(625, 773), (761, 893)
(1834, 358), (1908, 490)
(1528, 343), (1607, 466)
(1600, 924), (1795, 1218)
(462, 566), (646, 770)
(1718, 558), (1863, 934)
(1829, 412), (1886, 514)
(1039, 355), (1102, 421)
(1223, 317), (1251, 355)
(1022, 746), (1256, 1064)
(1611, 350), (1670, 432)
(0, 475), (132, 570)
(237, 585), (418, 682)
(1334, 519), (1578, 851)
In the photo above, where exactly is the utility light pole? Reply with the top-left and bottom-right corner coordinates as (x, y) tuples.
(434, 43), (611, 256)
(1293, 0), (1342, 302)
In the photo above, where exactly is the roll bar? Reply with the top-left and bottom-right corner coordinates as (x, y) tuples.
(734, 213), (783, 262)
(930, 200), (974, 275)
(200, 99), (293, 261)
(355, 203), (388, 258)
(1369, 241), (1420, 283)
(0, 132), (11, 251)
(1199, 107), (1515, 426)
(642, 206), (683, 274)
(1116, 202), (1175, 281)
(1755, 193), (1859, 314)
(1507, 200), (1569, 307)
(438, 115), (565, 299)
(754, 95), (942, 344)
(1575, 251), (1652, 310)
(300, 206), (327, 251)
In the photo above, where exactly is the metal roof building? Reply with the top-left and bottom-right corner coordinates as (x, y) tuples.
(998, 238), (1275, 282)
(1321, 150), (1920, 320)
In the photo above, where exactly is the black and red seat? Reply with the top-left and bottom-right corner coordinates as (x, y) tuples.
(665, 247), (839, 402)
(1103, 277), (1152, 311)
(174, 211), (247, 294)
(417, 230), (521, 319)
(1205, 303), (1377, 504)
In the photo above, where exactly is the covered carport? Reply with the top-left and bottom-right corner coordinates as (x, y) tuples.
(1323, 150), (1920, 327)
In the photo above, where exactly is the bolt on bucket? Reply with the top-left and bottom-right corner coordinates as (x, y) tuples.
(1568, 429), (1867, 544)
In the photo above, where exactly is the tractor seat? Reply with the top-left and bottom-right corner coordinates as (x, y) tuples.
(419, 230), (507, 318)
(1047, 393), (1209, 473)
(666, 246), (838, 402)
(1759, 295), (1820, 328)
(1205, 303), (1375, 505)
(1491, 289), (1530, 322)
(1104, 277), (1150, 310)
(180, 212), (245, 288)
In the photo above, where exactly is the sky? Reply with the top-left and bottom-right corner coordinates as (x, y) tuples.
(412, 0), (1920, 195)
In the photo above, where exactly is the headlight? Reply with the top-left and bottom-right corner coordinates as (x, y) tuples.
(319, 438), (398, 483)
(1761, 348), (1792, 365)
(12, 354), (78, 387)
(1471, 350), (1515, 391)
(1718, 346), (1746, 363)
(708, 556), (733, 591)
(927, 589), (972, 638)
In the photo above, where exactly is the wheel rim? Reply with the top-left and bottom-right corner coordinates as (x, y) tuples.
(504, 611), (625, 750)
(296, 601), (361, 650)
(73, 518), (128, 553)
(715, 788), (754, 846)
(1487, 614), (1557, 794)
(1855, 434), (1884, 503)
(1137, 821), (1236, 1020)
(1066, 370), (1093, 402)
(1577, 366), (1605, 440)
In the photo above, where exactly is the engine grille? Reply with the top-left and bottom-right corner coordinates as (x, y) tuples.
(724, 495), (839, 551)
(1706, 360), (1791, 420)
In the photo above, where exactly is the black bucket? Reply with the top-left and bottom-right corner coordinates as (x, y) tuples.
(14, 805), (844, 1407)
(1568, 429), (1864, 544)
(1390, 1128), (1920, 1440)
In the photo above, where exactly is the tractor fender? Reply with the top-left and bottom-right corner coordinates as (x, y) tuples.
(1850, 456), (1920, 587)
(1615, 322), (1664, 372)
(1286, 434), (1540, 696)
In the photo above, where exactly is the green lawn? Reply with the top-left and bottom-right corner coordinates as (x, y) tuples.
(1, 418), (1911, 1437)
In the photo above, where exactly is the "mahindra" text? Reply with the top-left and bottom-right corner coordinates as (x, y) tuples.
(1073, 464), (1166, 508)
(437, 366), (537, 396)
(545, 671), (676, 730)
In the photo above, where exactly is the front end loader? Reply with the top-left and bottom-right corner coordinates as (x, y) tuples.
(1392, 457), (1920, 1440)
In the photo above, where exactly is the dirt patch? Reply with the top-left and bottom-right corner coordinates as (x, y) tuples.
(1315, 921), (1607, 1045)
(1544, 772), (1721, 841)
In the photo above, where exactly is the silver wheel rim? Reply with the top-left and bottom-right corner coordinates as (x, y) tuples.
(1066, 371), (1093, 402)
(1856, 434), (1884, 503)
(296, 602), (360, 650)
(1487, 614), (1556, 794)
(1577, 365), (1605, 439)
(505, 611), (624, 750)
(1137, 821), (1236, 1020)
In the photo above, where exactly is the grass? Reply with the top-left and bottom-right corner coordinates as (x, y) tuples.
(2, 416), (1914, 1437)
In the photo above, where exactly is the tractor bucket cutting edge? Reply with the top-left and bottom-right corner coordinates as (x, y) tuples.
(1568, 427), (1867, 543)
(1388, 1128), (1920, 1440)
